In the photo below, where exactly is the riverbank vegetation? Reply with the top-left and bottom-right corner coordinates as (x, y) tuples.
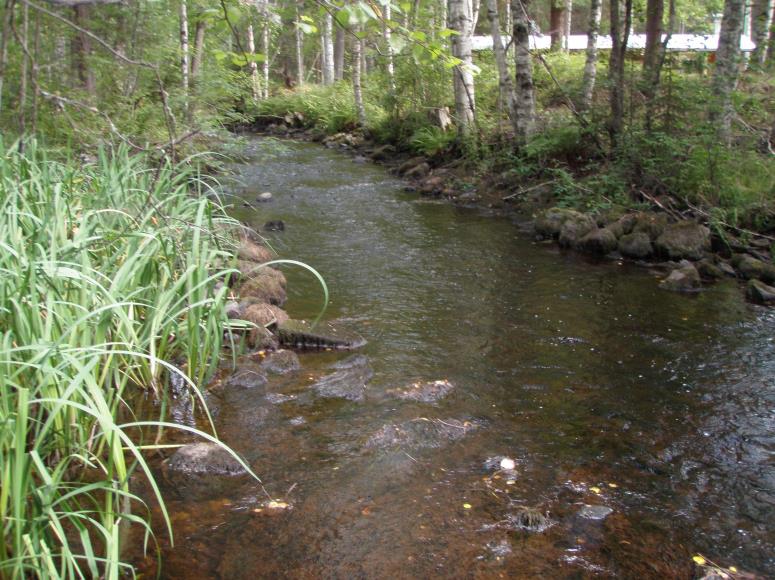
(1, 0), (774, 575)
(0, 141), (253, 576)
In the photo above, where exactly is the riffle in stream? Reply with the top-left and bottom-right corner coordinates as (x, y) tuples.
(135, 138), (775, 578)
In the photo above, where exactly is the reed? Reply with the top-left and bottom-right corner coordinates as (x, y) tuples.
(0, 140), (257, 578)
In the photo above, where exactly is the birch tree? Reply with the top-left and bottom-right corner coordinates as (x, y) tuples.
(191, 19), (206, 82)
(180, 0), (189, 113)
(352, 25), (366, 126)
(563, 0), (572, 50)
(486, 0), (515, 121)
(580, 0), (601, 110)
(750, 0), (773, 66)
(261, 17), (269, 99)
(295, 4), (304, 86)
(334, 22), (344, 80)
(384, 1), (395, 92)
(322, 11), (334, 84)
(247, 22), (260, 100)
(449, 0), (477, 132)
(713, 0), (745, 144)
(511, 0), (535, 144)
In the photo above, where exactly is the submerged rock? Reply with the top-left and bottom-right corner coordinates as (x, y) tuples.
(654, 222), (711, 261)
(263, 220), (285, 231)
(166, 442), (245, 476)
(260, 350), (301, 374)
(618, 232), (653, 259)
(577, 504), (613, 521)
(387, 379), (455, 403)
(311, 360), (373, 401)
(226, 367), (268, 389)
(364, 417), (480, 451)
(747, 279), (775, 304)
(277, 319), (366, 350)
(659, 261), (701, 292)
(503, 507), (553, 533)
(256, 192), (273, 202)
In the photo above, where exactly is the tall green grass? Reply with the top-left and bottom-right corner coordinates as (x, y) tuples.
(0, 141), (254, 578)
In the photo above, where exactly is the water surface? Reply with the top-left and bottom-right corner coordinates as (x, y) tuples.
(149, 138), (775, 578)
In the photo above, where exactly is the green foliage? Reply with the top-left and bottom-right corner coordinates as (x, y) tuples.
(409, 126), (456, 156)
(0, 141), (257, 578)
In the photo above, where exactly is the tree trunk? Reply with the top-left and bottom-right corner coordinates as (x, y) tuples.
(644, 0), (674, 128)
(487, 0), (516, 123)
(262, 20), (269, 98)
(713, 0), (745, 144)
(352, 25), (366, 126)
(322, 12), (334, 84)
(440, 0), (447, 29)
(643, 0), (664, 77)
(580, 0), (601, 110)
(384, 2), (396, 92)
(179, 0), (189, 114)
(191, 20), (206, 81)
(549, 0), (564, 51)
(511, 0), (536, 144)
(247, 22), (260, 100)
(563, 0), (572, 50)
(608, 0), (631, 144)
(750, 0), (772, 66)
(72, 4), (95, 96)
(19, 0), (27, 134)
(295, 4), (304, 86)
(449, 0), (476, 132)
(0, 0), (13, 114)
(334, 20), (344, 80)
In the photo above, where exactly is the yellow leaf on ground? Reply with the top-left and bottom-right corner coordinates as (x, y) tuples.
(463, 503), (472, 509)
(590, 486), (601, 494)
(692, 555), (706, 566)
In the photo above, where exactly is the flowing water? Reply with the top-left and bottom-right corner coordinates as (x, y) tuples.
(144, 138), (775, 578)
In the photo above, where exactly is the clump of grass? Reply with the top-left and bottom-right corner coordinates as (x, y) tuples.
(0, 140), (257, 577)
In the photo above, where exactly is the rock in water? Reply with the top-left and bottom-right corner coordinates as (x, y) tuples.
(364, 418), (480, 451)
(387, 379), (455, 403)
(659, 261), (701, 292)
(747, 279), (775, 304)
(578, 227), (618, 255)
(277, 319), (366, 350)
(577, 504), (613, 520)
(618, 232), (653, 259)
(166, 443), (245, 476)
(311, 360), (373, 401)
(256, 192), (273, 202)
(654, 222), (711, 260)
(260, 350), (301, 374)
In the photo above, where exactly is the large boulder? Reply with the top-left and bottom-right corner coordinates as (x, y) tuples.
(607, 214), (638, 238)
(242, 302), (289, 328)
(277, 319), (366, 350)
(732, 253), (775, 283)
(654, 222), (711, 261)
(632, 213), (669, 240)
(578, 227), (618, 255)
(311, 359), (373, 401)
(618, 232), (653, 259)
(659, 261), (701, 292)
(240, 272), (287, 306)
(237, 239), (274, 263)
(558, 214), (597, 248)
(535, 208), (586, 239)
(746, 279), (775, 304)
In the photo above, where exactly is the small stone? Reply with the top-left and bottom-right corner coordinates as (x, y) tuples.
(696, 259), (724, 280)
(500, 457), (516, 471)
(577, 504), (613, 520)
(167, 442), (245, 476)
(260, 350), (301, 374)
(659, 262), (701, 292)
(256, 192), (273, 202)
(263, 220), (285, 231)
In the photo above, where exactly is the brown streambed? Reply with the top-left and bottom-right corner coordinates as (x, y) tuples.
(135, 137), (774, 578)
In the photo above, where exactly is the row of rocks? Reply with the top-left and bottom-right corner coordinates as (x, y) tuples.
(535, 208), (775, 303)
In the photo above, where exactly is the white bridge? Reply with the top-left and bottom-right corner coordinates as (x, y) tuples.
(472, 34), (756, 52)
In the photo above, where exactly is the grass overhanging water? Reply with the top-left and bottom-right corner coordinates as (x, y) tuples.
(0, 140), (259, 578)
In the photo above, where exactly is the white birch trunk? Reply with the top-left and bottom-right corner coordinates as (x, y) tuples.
(384, 2), (396, 92)
(322, 12), (334, 85)
(511, 0), (535, 144)
(295, 4), (304, 86)
(563, 0), (572, 50)
(334, 23), (345, 80)
(352, 26), (367, 126)
(486, 0), (516, 122)
(441, 0), (447, 30)
(247, 23), (260, 101)
(191, 20), (206, 81)
(262, 21), (269, 99)
(449, 0), (476, 131)
(180, 0), (189, 113)
(751, 0), (773, 65)
(580, 0), (601, 110)
(714, 0), (745, 143)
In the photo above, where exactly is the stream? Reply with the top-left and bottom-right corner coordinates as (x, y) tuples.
(146, 137), (775, 578)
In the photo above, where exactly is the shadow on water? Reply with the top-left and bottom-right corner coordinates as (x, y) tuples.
(138, 137), (775, 578)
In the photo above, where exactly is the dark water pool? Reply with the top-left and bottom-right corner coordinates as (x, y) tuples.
(144, 138), (775, 578)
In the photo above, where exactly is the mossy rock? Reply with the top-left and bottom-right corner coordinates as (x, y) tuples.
(618, 232), (653, 259)
(747, 279), (775, 304)
(632, 212), (669, 240)
(654, 222), (710, 261)
(578, 227), (618, 255)
(240, 273), (287, 306)
(237, 239), (274, 263)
